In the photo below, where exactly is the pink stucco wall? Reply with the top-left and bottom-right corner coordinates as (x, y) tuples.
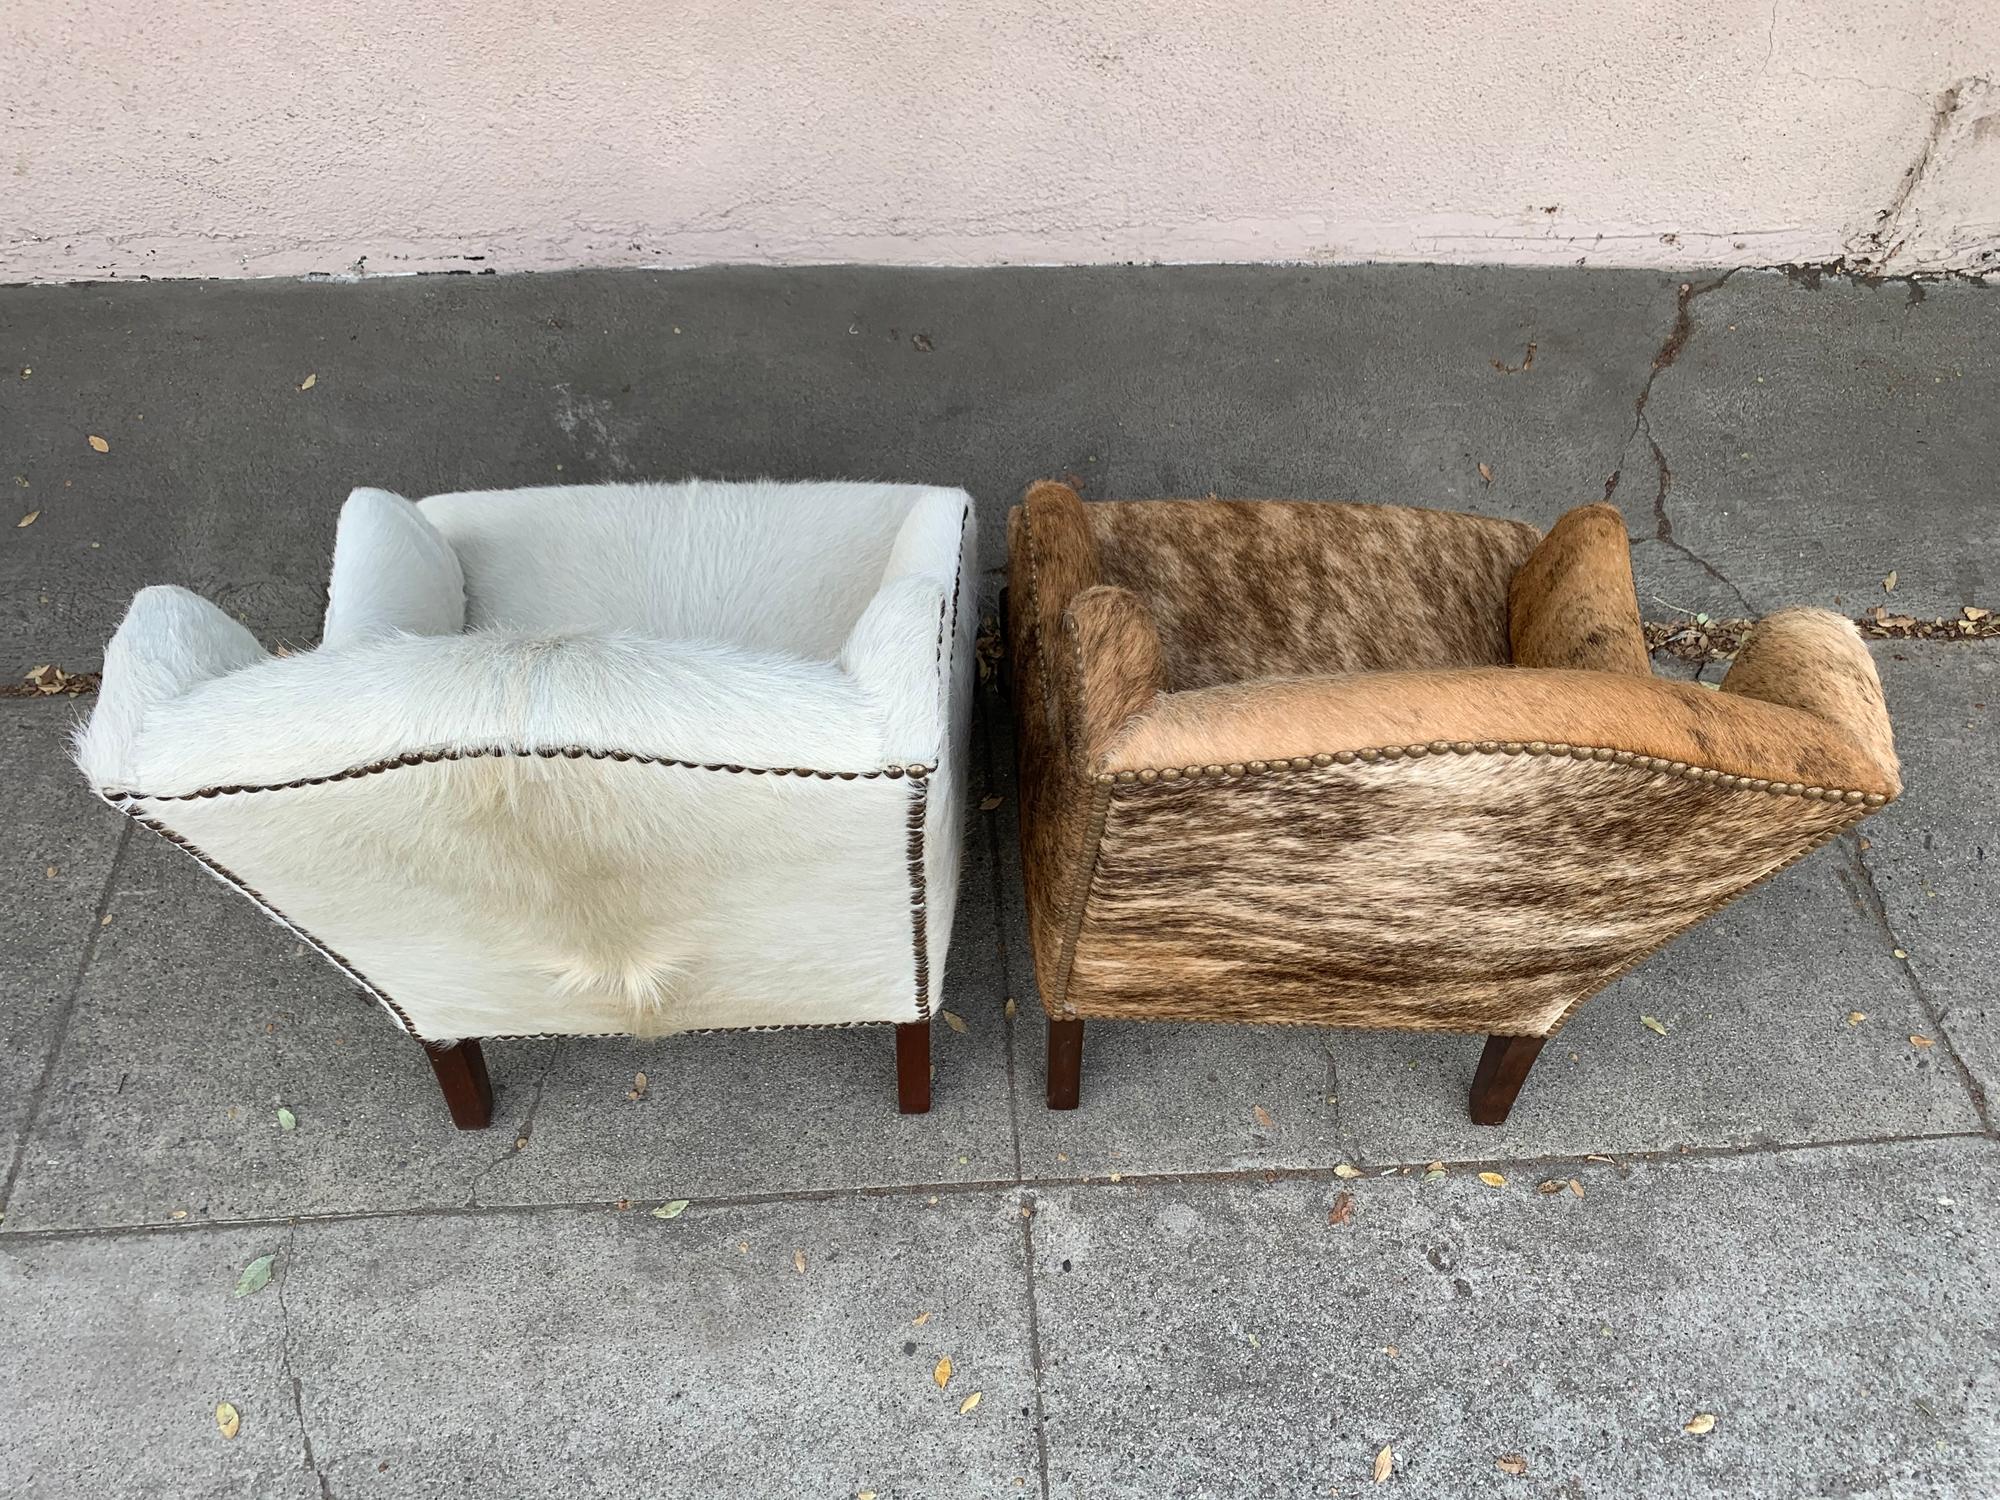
(4, 1), (1995, 282)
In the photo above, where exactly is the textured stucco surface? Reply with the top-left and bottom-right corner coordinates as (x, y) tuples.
(4, 0), (1997, 282)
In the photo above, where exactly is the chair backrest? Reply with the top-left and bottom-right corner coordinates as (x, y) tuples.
(1086, 498), (1541, 690)
(418, 480), (935, 658)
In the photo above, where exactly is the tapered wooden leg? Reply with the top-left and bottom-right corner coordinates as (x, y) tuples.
(424, 1039), (493, 1130)
(1047, 1018), (1084, 1110)
(896, 1021), (932, 1115)
(1468, 1034), (1546, 1126)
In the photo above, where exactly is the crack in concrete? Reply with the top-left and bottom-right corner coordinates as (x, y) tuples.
(272, 1220), (329, 1493)
(461, 1040), (563, 1207)
(1605, 271), (1754, 612)
(7, 1126), (1989, 1245)
(1845, 78), (1989, 273)
(1843, 832), (1994, 1135)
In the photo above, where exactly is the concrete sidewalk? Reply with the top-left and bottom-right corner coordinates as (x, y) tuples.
(1, 265), (1996, 1498)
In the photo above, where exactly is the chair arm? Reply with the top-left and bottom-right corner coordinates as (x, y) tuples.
(1047, 586), (1167, 769)
(1101, 663), (1898, 800)
(1721, 608), (1899, 792)
(323, 488), (466, 647)
(75, 585), (267, 791)
(1508, 502), (1651, 677)
(1008, 481), (1101, 666)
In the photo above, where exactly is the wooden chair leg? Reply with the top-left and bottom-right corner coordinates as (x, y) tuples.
(896, 1021), (932, 1114)
(1047, 1017), (1084, 1110)
(424, 1039), (493, 1130)
(1468, 1034), (1547, 1126)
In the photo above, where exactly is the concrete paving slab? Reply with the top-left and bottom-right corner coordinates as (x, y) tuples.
(3, 264), (1678, 667)
(281, 1193), (1038, 1498)
(1627, 271), (2000, 622)
(1029, 1136), (2000, 1499)
(1861, 642), (2000, 1119)
(0, 702), (126, 1181)
(1335, 843), (1981, 1165)
(3, 830), (555, 1232)
(0, 1224), (320, 1499)
(476, 759), (1018, 1206)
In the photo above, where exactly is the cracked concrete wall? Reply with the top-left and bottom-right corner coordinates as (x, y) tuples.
(3, 0), (1996, 282)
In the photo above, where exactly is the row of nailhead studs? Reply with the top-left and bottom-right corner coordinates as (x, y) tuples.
(1093, 741), (1888, 806)
(108, 747), (935, 802)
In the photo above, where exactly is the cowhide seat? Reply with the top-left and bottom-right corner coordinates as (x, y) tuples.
(77, 480), (977, 1123)
(1006, 481), (1899, 1122)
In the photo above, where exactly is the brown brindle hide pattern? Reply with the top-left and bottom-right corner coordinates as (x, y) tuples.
(1063, 752), (1862, 1034)
(1008, 504), (1107, 1005)
(1086, 498), (1540, 690)
(1509, 502), (1653, 677)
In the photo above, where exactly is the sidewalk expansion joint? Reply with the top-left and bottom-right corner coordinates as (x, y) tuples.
(4, 1126), (1989, 1245)
(1844, 831), (1993, 1133)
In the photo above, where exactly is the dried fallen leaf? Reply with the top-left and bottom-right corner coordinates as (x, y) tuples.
(979, 794), (1003, 811)
(1883, 570), (1898, 592)
(1374, 1444), (1394, 1482)
(1003, 997), (1018, 1020)
(1892, 948), (1908, 960)
(1333, 1162), (1363, 1180)
(215, 1401), (240, 1439)
(1641, 1015), (1669, 1036)
(652, 1200), (689, 1219)
(1911, 1035), (1935, 1049)
(87, 434), (109, 453)
(1568, 1179), (1584, 1198)
(793, 1249), (807, 1273)
(1422, 1166), (1446, 1182)
(958, 1391), (982, 1415)
(911, 333), (934, 353)
(1966, 606), (1992, 622)
(941, 1010), (968, 1034)
(911, 1310), (931, 1327)
(933, 1356), (953, 1389)
(233, 1254), (275, 1298)
(299, 373), (317, 391)
(1478, 462), (1494, 485)
(1684, 1412), (1716, 1436)
(275, 1107), (296, 1132)
(1496, 1454), (1527, 1475)
(1478, 1171), (1507, 1188)
(1328, 1191), (1355, 1226)
(15, 511), (37, 528)
(1848, 1011), (1868, 1026)
(859, 1492), (877, 1500)
(1537, 1179), (1566, 1194)
(1252, 1105), (1275, 1131)
(626, 1070), (649, 1101)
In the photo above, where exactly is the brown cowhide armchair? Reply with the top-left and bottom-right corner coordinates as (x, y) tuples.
(1006, 481), (1899, 1123)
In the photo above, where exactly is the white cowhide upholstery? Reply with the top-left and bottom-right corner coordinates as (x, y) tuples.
(77, 480), (978, 1041)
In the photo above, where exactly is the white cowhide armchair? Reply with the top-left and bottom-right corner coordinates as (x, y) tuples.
(75, 480), (977, 1122)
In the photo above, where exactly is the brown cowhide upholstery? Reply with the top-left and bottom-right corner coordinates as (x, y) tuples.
(1008, 481), (1900, 1034)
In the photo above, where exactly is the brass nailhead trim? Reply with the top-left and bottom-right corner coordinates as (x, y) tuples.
(105, 743), (938, 804)
(1103, 737), (1892, 808)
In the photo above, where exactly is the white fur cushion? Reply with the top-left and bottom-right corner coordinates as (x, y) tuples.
(77, 480), (978, 1041)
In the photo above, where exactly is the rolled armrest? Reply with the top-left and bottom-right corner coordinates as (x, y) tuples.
(1721, 608), (1898, 791)
(1052, 586), (1166, 764)
(1508, 502), (1651, 677)
(1011, 481), (1101, 652)
(324, 488), (466, 647)
(1102, 663), (1898, 799)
